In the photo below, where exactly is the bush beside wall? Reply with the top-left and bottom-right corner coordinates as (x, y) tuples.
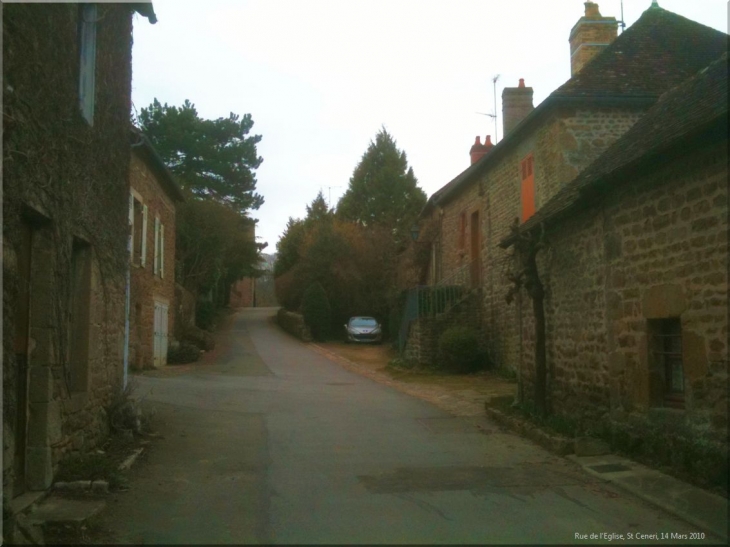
(277, 308), (313, 342)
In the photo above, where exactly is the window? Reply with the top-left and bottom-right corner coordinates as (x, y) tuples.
(131, 197), (147, 266)
(520, 153), (535, 222)
(648, 318), (684, 408)
(458, 212), (466, 249)
(78, 3), (97, 125)
(154, 217), (165, 278)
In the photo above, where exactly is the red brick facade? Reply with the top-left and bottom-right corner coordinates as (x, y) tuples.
(229, 277), (255, 308)
(129, 151), (179, 370)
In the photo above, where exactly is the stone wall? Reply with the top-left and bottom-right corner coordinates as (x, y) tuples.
(430, 106), (647, 373)
(404, 293), (483, 367)
(276, 308), (313, 342)
(129, 152), (178, 370)
(3, 4), (134, 497)
(537, 141), (728, 435)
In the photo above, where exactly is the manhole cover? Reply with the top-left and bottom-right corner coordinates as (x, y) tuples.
(588, 463), (631, 473)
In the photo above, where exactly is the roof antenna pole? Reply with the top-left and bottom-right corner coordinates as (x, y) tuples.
(492, 74), (500, 143)
(619, 0), (627, 33)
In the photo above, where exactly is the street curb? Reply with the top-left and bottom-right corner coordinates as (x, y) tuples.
(569, 455), (728, 542)
(118, 447), (145, 471)
(484, 405), (574, 455)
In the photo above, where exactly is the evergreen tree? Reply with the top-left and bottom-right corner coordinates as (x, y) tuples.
(138, 99), (264, 213)
(337, 128), (426, 245)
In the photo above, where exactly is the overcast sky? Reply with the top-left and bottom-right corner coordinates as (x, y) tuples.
(131, 0), (728, 253)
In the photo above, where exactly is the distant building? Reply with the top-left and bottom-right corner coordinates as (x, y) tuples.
(128, 129), (185, 370)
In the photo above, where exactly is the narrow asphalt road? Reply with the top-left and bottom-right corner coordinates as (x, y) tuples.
(96, 308), (713, 544)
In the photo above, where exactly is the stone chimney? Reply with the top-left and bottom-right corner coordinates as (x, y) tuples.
(502, 79), (534, 138)
(469, 135), (494, 165)
(569, 2), (618, 76)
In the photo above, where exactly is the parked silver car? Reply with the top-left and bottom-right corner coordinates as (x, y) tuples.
(344, 316), (382, 344)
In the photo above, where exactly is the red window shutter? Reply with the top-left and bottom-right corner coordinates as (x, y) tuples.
(521, 154), (535, 222)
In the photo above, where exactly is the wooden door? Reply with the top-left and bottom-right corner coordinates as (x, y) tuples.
(153, 301), (169, 368)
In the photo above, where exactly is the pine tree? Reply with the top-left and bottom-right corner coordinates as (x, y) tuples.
(337, 128), (426, 245)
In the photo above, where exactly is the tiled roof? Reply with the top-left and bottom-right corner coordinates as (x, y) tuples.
(553, 6), (728, 99)
(501, 53), (728, 247)
(422, 6), (728, 216)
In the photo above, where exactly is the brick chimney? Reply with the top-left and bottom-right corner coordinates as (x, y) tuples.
(502, 79), (534, 138)
(469, 135), (494, 165)
(569, 2), (618, 76)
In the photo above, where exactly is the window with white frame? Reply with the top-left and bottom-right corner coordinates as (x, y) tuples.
(78, 3), (97, 125)
(154, 217), (165, 278)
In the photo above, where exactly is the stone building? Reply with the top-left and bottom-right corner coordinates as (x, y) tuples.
(129, 130), (185, 370)
(407, 2), (727, 481)
(2, 3), (157, 500)
(499, 52), (728, 451)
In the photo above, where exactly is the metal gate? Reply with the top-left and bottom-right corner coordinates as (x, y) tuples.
(153, 301), (169, 368)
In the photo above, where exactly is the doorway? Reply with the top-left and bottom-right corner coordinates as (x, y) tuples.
(13, 222), (33, 496)
(153, 300), (169, 368)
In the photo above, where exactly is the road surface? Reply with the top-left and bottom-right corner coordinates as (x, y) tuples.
(95, 308), (714, 544)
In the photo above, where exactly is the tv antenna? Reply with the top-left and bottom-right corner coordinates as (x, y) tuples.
(618, 0), (627, 33)
(476, 74), (500, 143)
(323, 185), (341, 207)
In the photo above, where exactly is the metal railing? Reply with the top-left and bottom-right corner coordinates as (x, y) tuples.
(397, 259), (477, 353)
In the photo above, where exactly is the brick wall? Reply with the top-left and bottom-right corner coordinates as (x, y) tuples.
(129, 152), (177, 370)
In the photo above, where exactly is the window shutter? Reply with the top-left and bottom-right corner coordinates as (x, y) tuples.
(141, 205), (148, 267)
(154, 217), (160, 275)
(160, 223), (165, 279)
(521, 154), (536, 222)
(78, 4), (97, 124)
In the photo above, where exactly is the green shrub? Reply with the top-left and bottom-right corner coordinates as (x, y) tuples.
(437, 326), (481, 374)
(167, 342), (201, 365)
(196, 300), (217, 331)
(301, 282), (331, 341)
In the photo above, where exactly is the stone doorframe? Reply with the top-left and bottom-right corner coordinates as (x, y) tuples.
(22, 218), (62, 492)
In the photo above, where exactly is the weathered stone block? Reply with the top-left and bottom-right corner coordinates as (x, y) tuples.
(27, 401), (62, 447)
(25, 446), (53, 491)
(642, 284), (687, 318)
(28, 366), (53, 403)
(683, 330), (708, 382)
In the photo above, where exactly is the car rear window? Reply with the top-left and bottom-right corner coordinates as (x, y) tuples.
(350, 318), (377, 327)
